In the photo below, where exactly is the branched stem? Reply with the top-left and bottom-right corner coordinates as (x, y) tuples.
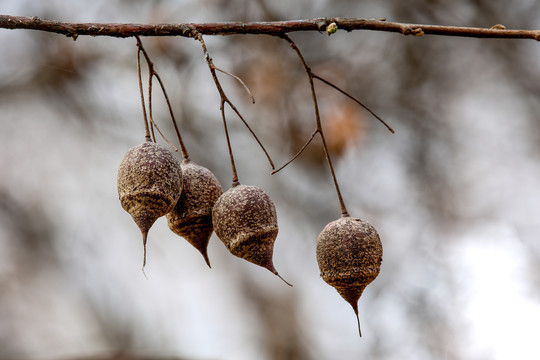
(193, 31), (275, 185)
(280, 34), (349, 217)
(195, 32), (239, 185)
(148, 79), (157, 143)
(213, 65), (256, 104)
(313, 74), (395, 134)
(136, 42), (151, 142)
(220, 100), (239, 186)
(271, 129), (319, 175)
(153, 72), (189, 159)
(145, 57), (159, 145)
(135, 36), (188, 157)
(272, 72), (395, 174)
(148, 73), (178, 151)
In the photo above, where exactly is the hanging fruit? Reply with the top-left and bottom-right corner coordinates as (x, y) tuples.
(212, 183), (291, 286)
(316, 216), (383, 337)
(167, 159), (223, 267)
(117, 140), (183, 271)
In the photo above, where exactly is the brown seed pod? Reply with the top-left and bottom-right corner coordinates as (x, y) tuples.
(117, 141), (183, 271)
(316, 216), (383, 337)
(212, 184), (291, 286)
(166, 159), (223, 268)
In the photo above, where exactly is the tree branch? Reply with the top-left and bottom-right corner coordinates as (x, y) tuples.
(0, 15), (539, 40)
(279, 34), (349, 217)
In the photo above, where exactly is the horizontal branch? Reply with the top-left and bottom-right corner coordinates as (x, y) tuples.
(0, 15), (539, 41)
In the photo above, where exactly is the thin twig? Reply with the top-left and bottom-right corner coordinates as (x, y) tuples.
(220, 100), (239, 185)
(271, 129), (319, 175)
(136, 36), (187, 156)
(148, 75), (178, 152)
(195, 32), (240, 185)
(280, 34), (349, 217)
(225, 99), (274, 169)
(153, 72), (189, 159)
(313, 74), (395, 134)
(146, 55), (157, 143)
(1, 15), (539, 40)
(193, 30), (275, 184)
(136, 39), (151, 142)
(213, 65), (256, 104)
(273, 72), (395, 175)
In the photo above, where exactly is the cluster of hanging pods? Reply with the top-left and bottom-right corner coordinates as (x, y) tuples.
(117, 140), (289, 282)
(117, 138), (382, 336)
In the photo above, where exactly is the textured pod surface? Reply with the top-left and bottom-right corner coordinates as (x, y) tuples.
(317, 217), (382, 288)
(316, 216), (382, 330)
(212, 184), (289, 285)
(166, 160), (223, 267)
(117, 141), (183, 236)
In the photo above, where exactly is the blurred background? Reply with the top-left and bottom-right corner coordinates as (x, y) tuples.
(1, 0), (540, 359)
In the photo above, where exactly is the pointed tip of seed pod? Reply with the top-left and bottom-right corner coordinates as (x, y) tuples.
(336, 286), (364, 337)
(141, 230), (148, 276)
(355, 311), (362, 338)
(196, 241), (212, 268)
(166, 161), (222, 269)
(274, 271), (293, 287)
(167, 222), (215, 268)
(348, 301), (362, 337)
(202, 249), (212, 268)
(141, 266), (149, 280)
(266, 262), (292, 287)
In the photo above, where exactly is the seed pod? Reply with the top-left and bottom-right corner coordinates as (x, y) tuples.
(316, 216), (383, 337)
(117, 141), (183, 270)
(166, 160), (223, 267)
(212, 184), (291, 286)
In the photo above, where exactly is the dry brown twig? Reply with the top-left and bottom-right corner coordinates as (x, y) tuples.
(276, 34), (351, 216)
(135, 36), (190, 158)
(191, 30), (275, 186)
(1, 15), (539, 40)
(3, 13), (538, 210)
(134, 21), (392, 193)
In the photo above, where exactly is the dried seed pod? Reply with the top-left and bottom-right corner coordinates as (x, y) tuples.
(212, 184), (291, 286)
(166, 159), (223, 267)
(117, 141), (183, 270)
(316, 216), (383, 337)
